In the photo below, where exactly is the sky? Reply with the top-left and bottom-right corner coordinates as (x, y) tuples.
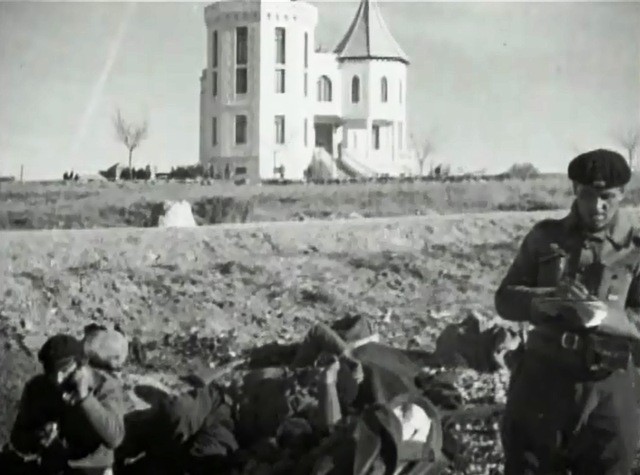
(0, 1), (638, 180)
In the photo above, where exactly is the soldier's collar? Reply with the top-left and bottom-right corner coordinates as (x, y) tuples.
(565, 203), (632, 248)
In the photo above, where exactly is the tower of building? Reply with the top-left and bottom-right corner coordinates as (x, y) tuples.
(333, 0), (410, 171)
(200, 0), (318, 181)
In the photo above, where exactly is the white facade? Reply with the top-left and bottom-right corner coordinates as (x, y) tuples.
(199, 0), (413, 181)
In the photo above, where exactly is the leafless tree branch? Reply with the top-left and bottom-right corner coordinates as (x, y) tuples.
(411, 134), (434, 176)
(614, 126), (640, 169)
(113, 109), (149, 177)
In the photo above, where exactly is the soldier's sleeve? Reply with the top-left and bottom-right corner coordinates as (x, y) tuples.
(494, 225), (556, 322)
(625, 280), (640, 330)
(312, 379), (342, 434)
(78, 373), (125, 449)
(10, 377), (49, 456)
(159, 384), (221, 445)
(624, 242), (640, 329)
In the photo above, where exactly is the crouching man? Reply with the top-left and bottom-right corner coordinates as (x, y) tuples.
(4, 334), (125, 475)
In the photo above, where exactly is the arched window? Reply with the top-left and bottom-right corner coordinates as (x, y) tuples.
(351, 76), (360, 103)
(317, 76), (332, 102)
(381, 77), (388, 103)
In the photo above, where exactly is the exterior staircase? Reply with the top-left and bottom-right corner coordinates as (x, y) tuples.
(311, 148), (350, 180)
(335, 149), (378, 178)
(312, 147), (410, 180)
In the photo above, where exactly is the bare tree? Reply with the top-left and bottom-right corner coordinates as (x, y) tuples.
(615, 127), (640, 170)
(113, 109), (148, 177)
(411, 134), (434, 176)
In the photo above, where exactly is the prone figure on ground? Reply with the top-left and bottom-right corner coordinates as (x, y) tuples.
(117, 319), (449, 474)
(495, 148), (640, 474)
(2, 333), (126, 475)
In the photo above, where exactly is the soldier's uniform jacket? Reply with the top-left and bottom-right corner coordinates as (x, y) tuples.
(10, 367), (125, 470)
(231, 366), (334, 446)
(495, 204), (640, 339)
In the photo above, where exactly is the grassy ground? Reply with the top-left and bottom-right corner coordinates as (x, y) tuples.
(0, 175), (610, 229)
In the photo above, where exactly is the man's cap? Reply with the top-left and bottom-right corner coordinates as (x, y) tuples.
(568, 149), (631, 188)
(38, 334), (84, 372)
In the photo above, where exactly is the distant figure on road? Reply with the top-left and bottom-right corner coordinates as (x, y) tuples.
(495, 149), (640, 474)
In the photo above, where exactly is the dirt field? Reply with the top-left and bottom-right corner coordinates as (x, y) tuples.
(2, 207), (639, 472)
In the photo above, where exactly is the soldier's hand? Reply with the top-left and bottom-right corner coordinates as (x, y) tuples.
(340, 354), (364, 385)
(61, 365), (92, 405)
(316, 352), (341, 383)
(320, 356), (341, 385)
(37, 422), (58, 448)
(555, 278), (593, 301)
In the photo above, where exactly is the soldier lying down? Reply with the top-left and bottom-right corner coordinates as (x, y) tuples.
(117, 321), (449, 475)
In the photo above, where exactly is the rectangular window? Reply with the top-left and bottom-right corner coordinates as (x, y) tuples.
(304, 32), (308, 68)
(212, 30), (218, 68)
(235, 115), (247, 144)
(398, 122), (403, 149)
(212, 117), (218, 145)
(235, 166), (247, 175)
(275, 68), (285, 93)
(372, 125), (380, 150)
(236, 67), (248, 94)
(275, 115), (285, 144)
(304, 118), (308, 147)
(304, 72), (308, 97)
(275, 27), (286, 64)
(236, 26), (248, 65)
(212, 71), (217, 97)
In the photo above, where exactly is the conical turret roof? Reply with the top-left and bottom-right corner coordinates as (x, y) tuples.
(334, 0), (409, 64)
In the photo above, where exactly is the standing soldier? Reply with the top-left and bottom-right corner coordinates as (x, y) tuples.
(495, 149), (640, 474)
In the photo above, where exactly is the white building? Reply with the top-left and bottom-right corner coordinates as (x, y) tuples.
(199, 0), (414, 182)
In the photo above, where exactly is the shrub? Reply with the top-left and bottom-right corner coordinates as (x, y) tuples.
(192, 197), (253, 224)
(169, 165), (205, 180)
(505, 163), (540, 180)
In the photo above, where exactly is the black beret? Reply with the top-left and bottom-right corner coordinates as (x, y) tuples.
(38, 334), (83, 372)
(568, 149), (631, 188)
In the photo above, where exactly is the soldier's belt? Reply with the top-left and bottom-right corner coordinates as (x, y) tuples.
(526, 327), (633, 372)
